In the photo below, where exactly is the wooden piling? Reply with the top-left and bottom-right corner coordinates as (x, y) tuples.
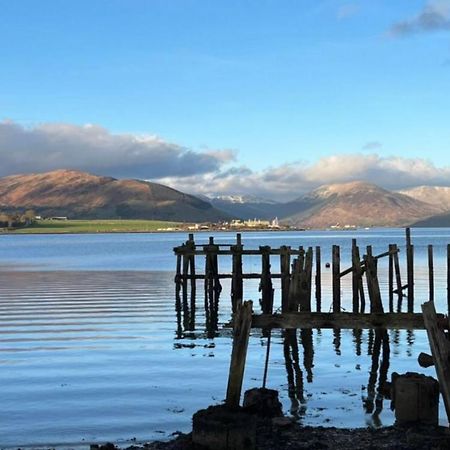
(392, 244), (402, 304)
(388, 244), (394, 313)
(231, 234), (244, 313)
(422, 301), (450, 423)
(406, 228), (414, 312)
(428, 244), (434, 303)
(332, 245), (341, 313)
(226, 300), (253, 409)
(352, 239), (359, 313)
(260, 246), (273, 314)
(315, 246), (321, 312)
(280, 246), (291, 313)
(448, 244), (450, 317)
(365, 253), (383, 313)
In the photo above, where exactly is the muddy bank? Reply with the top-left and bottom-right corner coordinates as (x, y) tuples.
(107, 421), (450, 450)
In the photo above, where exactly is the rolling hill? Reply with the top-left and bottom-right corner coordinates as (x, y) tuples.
(0, 169), (229, 222)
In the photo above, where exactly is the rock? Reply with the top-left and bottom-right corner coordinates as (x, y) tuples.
(192, 404), (256, 450)
(243, 388), (283, 418)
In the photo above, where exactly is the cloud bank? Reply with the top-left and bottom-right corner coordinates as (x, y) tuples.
(156, 154), (450, 201)
(1, 120), (450, 202)
(390, 0), (450, 36)
(0, 121), (234, 179)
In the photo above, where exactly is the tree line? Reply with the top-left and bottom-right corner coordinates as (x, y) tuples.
(0, 210), (36, 229)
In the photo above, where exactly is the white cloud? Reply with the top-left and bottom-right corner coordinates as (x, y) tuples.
(156, 154), (450, 201)
(0, 120), (234, 178)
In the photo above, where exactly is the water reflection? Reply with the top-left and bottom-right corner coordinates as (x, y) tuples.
(362, 329), (390, 428)
(283, 329), (306, 418)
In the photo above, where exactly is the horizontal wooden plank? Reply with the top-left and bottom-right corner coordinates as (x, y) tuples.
(248, 312), (448, 330)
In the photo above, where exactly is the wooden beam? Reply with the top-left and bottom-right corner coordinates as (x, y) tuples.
(226, 300), (253, 409)
(249, 311), (448, 330)
(422, 301), (450, 422)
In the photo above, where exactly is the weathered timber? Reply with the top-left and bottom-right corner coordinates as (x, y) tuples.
(231, 233), (243, 313)
(428, 244), (434, 303)
(340, 247), (399, 278)
(406, 228), (414, 311)
(389, 244), (394, 313)
(332, 245), (341, 312)
(422, 301), (450, 422)
(352, 239), (359, 313)
(392, 244), (403, 310)
(260, 246), (273, 314)
(226, 300), (253, 409)
(315, 246), (321, 312)
(250, 311), (447, 330)
(448, 244), (450, 318)
(448, 244), (450, 317)
(365, 253), (383, 313)
(280, 245), (291, 313)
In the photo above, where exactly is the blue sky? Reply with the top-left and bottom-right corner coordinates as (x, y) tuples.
(1, 1), (450, 199)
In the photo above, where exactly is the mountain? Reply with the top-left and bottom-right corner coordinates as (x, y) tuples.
(209, 195), (281, 220)
(0, 169), (228, 222)
(398, 186), (450, 211)
(282, 181), (441, 228)
(412, 212), (450, 227)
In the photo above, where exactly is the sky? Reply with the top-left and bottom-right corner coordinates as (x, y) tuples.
(1, 0), (450, 200)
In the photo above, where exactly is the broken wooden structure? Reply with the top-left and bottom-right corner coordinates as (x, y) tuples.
(174, 228), (448, 334)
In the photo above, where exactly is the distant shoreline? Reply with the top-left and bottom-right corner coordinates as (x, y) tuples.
(0, 218), (360, 235)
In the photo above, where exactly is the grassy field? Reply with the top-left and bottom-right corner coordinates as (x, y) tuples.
(3, 219), (185, 234)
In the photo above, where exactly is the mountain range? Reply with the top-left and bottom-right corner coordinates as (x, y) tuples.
(1, 169), (450, 227)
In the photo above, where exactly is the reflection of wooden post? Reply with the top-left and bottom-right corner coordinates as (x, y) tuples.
(231, 234), (243, 313)
(332, 245), (341, 312)
(226, 301), (253, 409)
(406, 228), (414, 312)
(315, 246), (321, 312)
(422, 301), (450, 422)
(428, 244), (434, 303)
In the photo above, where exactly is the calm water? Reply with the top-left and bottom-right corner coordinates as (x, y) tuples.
(1, 228), (450, 448)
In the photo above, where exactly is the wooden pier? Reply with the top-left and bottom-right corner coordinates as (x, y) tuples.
(174, 228), (449, 333)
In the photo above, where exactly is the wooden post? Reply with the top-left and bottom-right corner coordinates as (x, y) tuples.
(231, 234), (243, 313)
(332, 245), (341, 313)
(365, 254), (383, 313)
(298, 247), (313, 312)
(188, 234), (196, 329)
(448, 244), (450, 318)
(226, 300), (253, 409)
(392, 244), (402, 305)
(315, 246), (321, 312)
(280, 246), (291, 313)
(388, 244), (394, 313)
(352, 239), (359, 313)
(428, 244), (434, 303)
(422, 301), (450, 423)
(406, 228), (414, 312)
(260, 246), (273, 314)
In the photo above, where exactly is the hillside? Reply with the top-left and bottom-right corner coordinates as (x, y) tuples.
(282, 181), (441, 228)
(398, 186), (450, 211)
(0, 170), (228, 222)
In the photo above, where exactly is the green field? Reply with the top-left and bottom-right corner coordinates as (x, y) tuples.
(3, 219), (185, 234)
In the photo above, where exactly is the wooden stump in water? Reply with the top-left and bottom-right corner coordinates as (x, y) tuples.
(392, 372), (439, 426)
